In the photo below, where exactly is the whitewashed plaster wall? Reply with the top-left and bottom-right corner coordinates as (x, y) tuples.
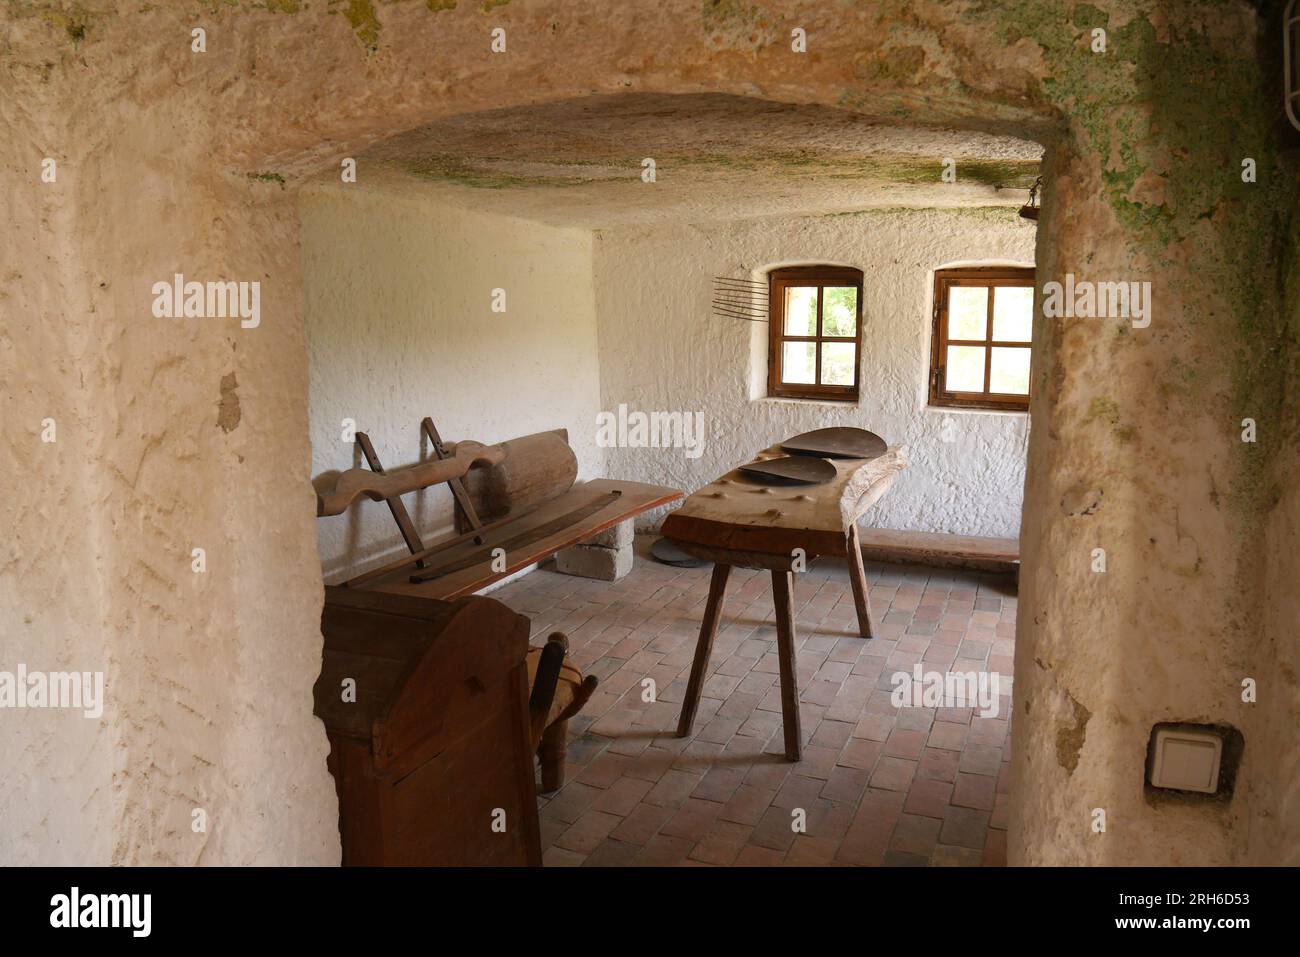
(301, 184), (603, 578)
(591, 208), (1037, 538)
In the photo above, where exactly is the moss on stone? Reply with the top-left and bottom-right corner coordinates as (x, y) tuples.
(969, 0), (1297, 537)
(404, 157), (597, 189)
(1085, 396), (1134, 442)
(342, 0), (381, 53)
(41, 4), (95, 44)
(1069, 3), (1107, 29)
(401, 149), (1039, 191)
(701, 0), (777, 52)
(670, 150), (1039, 187)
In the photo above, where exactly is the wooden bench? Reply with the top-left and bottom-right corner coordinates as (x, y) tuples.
(315, 421), (682, 600)
(855, 527), (1019, 572)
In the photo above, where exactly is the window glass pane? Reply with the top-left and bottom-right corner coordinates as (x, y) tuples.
(948, 286), (988, 340)
(992, 286), (1033, 342)
(945, 345), (986, 392)
(821, 342), (855, 385)
(783, 287), (818, 336)
(782, 341), (816, 384)
(822, 286), (857, 337)
(990, 346), (1031, 394)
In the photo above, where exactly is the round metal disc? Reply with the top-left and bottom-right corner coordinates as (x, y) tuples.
(650, 537), (707, 568)
(738, 455), (837, 485)
(781, 427), (887, 460)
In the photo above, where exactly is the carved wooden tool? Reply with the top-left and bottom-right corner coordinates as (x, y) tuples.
(316, 441), (506, 517)
(355, 431), (427, 567)
(421, 416), (484, 539)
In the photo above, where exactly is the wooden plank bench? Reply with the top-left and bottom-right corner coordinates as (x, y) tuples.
(315, 423), (681, 600)
(855, 527), (1019, 571)
(357, 478), (680, 600)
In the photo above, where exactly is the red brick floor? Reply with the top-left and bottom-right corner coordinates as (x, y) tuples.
(491, 536), (1016, 867)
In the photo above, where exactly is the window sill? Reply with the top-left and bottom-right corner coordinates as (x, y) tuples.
(755, 396), (860, 410)
(926, 404), (1028, 417)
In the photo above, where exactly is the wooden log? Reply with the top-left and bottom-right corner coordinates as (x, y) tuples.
(316, 440), (505, 517)
(458, 429), (578, 528)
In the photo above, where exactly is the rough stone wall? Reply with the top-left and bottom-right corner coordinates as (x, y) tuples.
(592, 208), (1036, 539)
(1, 0), (1294, 866)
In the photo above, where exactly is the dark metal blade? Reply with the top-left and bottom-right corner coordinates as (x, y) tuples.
(781, 427), (887, 460)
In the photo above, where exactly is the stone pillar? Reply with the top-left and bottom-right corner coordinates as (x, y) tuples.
(1008, 8), (1298, 863)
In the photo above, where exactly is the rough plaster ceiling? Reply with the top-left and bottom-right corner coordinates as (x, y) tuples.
(339, 93), (1044, 227)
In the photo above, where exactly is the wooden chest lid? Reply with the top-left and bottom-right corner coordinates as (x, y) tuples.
(313, 586), (530, 772)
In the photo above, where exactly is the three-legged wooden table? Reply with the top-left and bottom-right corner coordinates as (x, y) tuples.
(663, 445), (907, 761)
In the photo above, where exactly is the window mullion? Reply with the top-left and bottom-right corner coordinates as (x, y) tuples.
(983, 285), (994, 395)
(815, 285), (824, 386)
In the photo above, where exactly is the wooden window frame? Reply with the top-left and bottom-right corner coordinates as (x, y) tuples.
(929, 266), (1035, 412)
(767, 266), (864, 402)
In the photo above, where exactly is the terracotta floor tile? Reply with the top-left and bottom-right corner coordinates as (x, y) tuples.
(735, 844), (787, 866)
(555, 809), (624, 854)
(952, 771), (997, 811)
(870, 756), (918, 792)
(633, 833), (695, 866)
(592, 775), (654, 816)
(609, 802), (673, 846)
(940, 805), (991, 850)
(582, 838), (643, 867)
(890, 812), (941, 856)
(903, 777), (954, 819)
(659, 797), (726, 842)
(749, 804), (800, 852)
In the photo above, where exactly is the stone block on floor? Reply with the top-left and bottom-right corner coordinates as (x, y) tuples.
(582, 518), (635, 550)
(555, 541), (633, 581)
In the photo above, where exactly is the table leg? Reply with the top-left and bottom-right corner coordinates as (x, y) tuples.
(676, 562), (732, 738)
(770, 568), (803, 762)
(846, 523), (875, 639)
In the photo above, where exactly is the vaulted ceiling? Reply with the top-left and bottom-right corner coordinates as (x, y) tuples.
(328, 93), (1044, 227)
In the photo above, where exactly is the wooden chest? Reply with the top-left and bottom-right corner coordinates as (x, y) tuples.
(312, 586), (541, 866)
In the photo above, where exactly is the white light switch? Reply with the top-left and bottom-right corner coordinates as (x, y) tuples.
(1150, 728), (1222, 794)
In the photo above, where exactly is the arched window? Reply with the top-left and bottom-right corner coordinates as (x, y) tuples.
(767, 266), (863, 401)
